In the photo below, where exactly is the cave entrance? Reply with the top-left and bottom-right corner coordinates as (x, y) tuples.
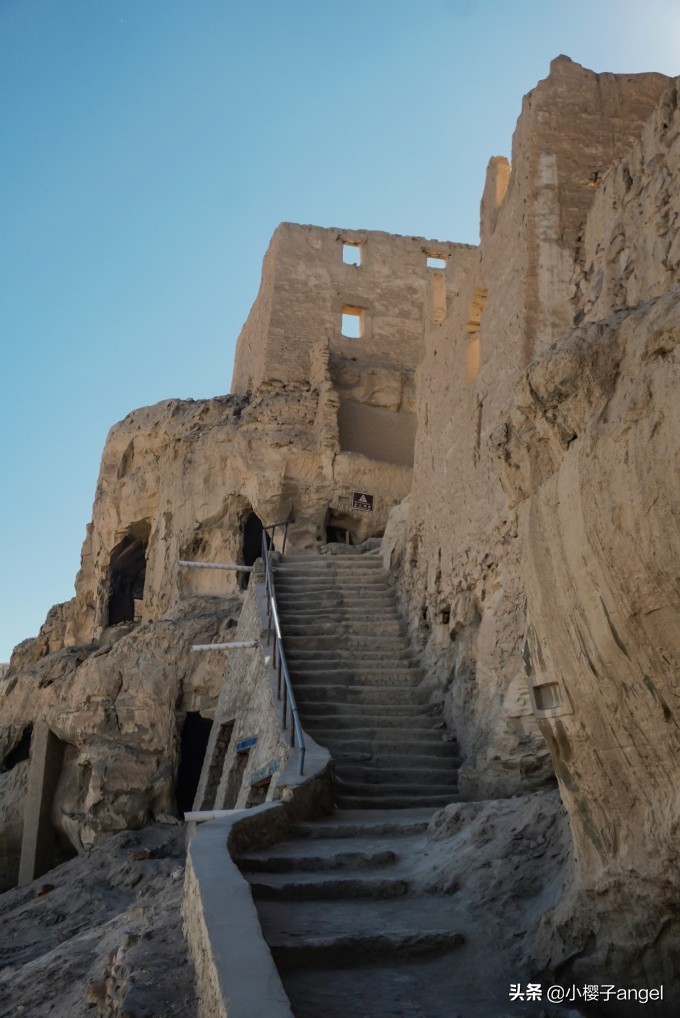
(326, 524), (351, 545)
(107, 522), (150, 625)
(2, 725), (32, 772)
(239, 512), (270, 590)
(176, 713), (213, 815)
(324, 509), (353, 546)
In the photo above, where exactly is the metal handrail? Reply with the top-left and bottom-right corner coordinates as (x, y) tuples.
(261, 520), (305, 776)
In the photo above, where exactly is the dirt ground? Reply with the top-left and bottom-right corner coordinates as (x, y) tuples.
(0, 823), (196, 1018)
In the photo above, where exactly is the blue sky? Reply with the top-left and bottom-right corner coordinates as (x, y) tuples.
(1, 0), (678, 661)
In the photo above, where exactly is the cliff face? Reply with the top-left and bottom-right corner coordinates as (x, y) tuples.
(385, 57), (672, 800)
(498, 79), (680, 991)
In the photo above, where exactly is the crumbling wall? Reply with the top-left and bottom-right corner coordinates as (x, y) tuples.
(386, 57), (671, 799)
(231, 222), (468, 396)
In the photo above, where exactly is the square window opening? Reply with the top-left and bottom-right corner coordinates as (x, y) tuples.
(343, 243), (362, 266)
(427, 255), (447, 270)
(341, 307), (364, 339)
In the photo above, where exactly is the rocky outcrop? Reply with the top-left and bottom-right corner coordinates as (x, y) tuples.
(384, 58), (671, 801)
(0, 824), (195, 1018)
(0, 596), (239, 887)
(499, 285), (680, 1007)
(495, 76), (680, 1010)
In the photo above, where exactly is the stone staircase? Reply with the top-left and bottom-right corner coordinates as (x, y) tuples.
(274, 553), (460, 809)
(236, 809), (466, 1018)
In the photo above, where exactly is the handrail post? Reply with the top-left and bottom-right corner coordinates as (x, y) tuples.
(260, 518), (304, 774)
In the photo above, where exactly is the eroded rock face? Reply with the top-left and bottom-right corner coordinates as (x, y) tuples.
(499, 291), (680, 1001)
(384, 58), (671, 800)
(0, 824), (196, 1018)
(495, 77), (680, 1004)
(0, 596), (239, 885)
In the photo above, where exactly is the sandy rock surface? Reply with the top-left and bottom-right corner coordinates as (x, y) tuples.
(0, 597), (241, 887)
(0, 824), (195, 1018)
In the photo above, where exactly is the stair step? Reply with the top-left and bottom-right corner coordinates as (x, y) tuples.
(274, 561), (382, 570)
(308, 727), (449, 743)
(236, 847), (397, 874)
(276, 594), (394, 606)
(283, 622), (404, 636)
(276, 576), (390, 587)
(247, 874), (409, 901)
(283, 636), (408, 651)
(269, 929), (465, 970)
(279, 604), (397, 617)
(285, 649), (418, 663)
(336, 792), (460, 809)
(295, 686), (428, 706)
(298, 702), (439, 717)
(292, 668), (423, 684)
(333, 750), (461, 768)
(336, 776), (458, 794)
(275, 576), (389, 588)
(335, 765), (459, 786)
(301, 713), (441, 732)
(288, 817), (432, 840)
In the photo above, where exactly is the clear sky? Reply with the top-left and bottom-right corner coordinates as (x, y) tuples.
(1, 0), (678, 661)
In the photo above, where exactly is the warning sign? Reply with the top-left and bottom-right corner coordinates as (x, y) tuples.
(352, 491), (374, 512)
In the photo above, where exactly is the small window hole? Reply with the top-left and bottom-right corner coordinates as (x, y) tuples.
(343, 243), (362, 266)
(427, 255), (447, 270)
(341, 306), (364, 339)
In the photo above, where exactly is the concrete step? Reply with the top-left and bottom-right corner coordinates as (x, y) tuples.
(335, 765), (459, 786)
(308, 726), (449, 744)
(288, 658), (420, 673)
(301, 720), (441, 737)
(284, 648), (419, 663)
(275, 574), (389, 587)
(278, 595), (397, 610)
(256, 893), (462, 940)
(325, 736), (457, 755)
(299, 708), (437, 724)
(275, 572), (389, 585)
(336, 791), (460, 810)
(298, 702), (439, 718)
(333, 749), (461, 769)
(336, 776), (459, 795)
(295, 686), (428, 706)
(236, 846), (397, 874)
(287, 821), (430, 840)
(291, 667), (423, 684)
(276, 559), (384, 570)
(282, 621), (404, 636)
(247, 874), (410, 901)
(279, 597), (396, 610)
(279, 608), (399, 623)
(283, 635), (409, 652)
(269, 929), (464, 970)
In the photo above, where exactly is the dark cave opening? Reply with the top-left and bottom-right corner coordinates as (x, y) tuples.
(107, 524), (150, 625)
(239, 512), (270, 589)
(176, 712), (213, 815)
(325, 524), (351, 544)
(1, 725), (32, 772)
